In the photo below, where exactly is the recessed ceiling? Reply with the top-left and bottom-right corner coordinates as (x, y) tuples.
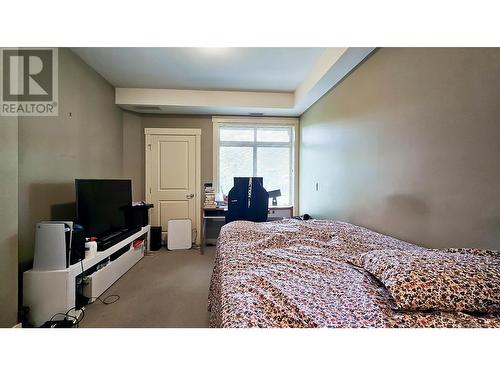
(71, 47), (375, 116)
(72, 47), (325, 92)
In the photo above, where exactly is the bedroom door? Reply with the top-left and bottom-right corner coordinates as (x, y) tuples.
(145, 128), (201, 245)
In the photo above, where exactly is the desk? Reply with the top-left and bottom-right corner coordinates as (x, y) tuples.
(203, 207), (227, 248)
(202, 205), (294, 248)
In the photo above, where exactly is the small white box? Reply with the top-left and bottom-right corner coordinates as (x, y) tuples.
(167, 219), (192, 250)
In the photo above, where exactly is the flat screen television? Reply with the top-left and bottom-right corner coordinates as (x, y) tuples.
(75, 179), (132, 238)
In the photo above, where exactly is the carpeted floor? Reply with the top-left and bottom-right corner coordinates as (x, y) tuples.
(80, 246), (216, 328)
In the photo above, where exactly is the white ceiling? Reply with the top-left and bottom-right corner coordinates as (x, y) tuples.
(71, 47), (375, 116)
(72, 47), (325, 92)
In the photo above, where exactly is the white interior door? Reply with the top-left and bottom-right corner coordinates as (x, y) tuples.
(146, 129), (201, 244)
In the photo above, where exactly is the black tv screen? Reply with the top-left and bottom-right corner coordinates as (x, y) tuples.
(76, 179), (132, 237)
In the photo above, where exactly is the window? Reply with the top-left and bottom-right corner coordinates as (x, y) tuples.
(213, 117), (298, 207)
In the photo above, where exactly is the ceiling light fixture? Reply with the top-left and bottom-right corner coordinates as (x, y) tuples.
(198, 47), (228, 55)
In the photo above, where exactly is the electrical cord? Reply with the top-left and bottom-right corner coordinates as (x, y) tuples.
(92, 295), (120, 305)
(45, 261), (87, 327)
(46, 294), (119, 327)
(43, 251), (124, 328)
(48, 306), (85, 328)
(65, 306), (85, 328)
(191, 229), (201, 250)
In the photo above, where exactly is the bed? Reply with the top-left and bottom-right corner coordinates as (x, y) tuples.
(208, 219), (500, 328)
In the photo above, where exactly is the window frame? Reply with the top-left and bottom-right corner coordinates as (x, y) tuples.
(212, 116), (299, 213)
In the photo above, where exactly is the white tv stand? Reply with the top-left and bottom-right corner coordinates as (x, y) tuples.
(23, 225), (150, 327)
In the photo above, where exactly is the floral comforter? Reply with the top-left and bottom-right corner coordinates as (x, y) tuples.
(208, 219), (500, 328)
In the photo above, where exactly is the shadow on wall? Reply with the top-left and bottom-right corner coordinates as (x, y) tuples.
(485, 216), (500, 248)
(19, 182), (76, 272)
(377, 194), (430, 246)
(386, 194), (430, 216)
(338, 194), (431, 247)
(51, 202), (76, 222)
(381, 195), (500, 249)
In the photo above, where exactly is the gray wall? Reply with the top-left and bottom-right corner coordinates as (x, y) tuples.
(300, 48), (500, 249)
(18, 48), (124, 278)
(0, 116), (19, 327)
(123, 112), (144, 201)
(123, 114), (214, 201)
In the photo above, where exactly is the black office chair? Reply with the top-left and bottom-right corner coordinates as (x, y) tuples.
(225, 177), (269, 224)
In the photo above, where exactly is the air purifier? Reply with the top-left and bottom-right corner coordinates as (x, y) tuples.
(167, 219), (192, 250)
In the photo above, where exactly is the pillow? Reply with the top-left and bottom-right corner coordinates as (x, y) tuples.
(360, 248), (500, 313)
(427, 247), (500, 258)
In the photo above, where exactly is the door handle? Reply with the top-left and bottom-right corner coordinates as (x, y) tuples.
(186, 193), (195, 199)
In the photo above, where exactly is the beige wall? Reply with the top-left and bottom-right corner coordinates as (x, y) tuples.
(123, 114), (214, 201)
(18, 48), (124, 278)
(123, 112), (144, 201)
(300, 48), (500, 249)
(16, 50), (215, 315)
(0, 116), (19, 327)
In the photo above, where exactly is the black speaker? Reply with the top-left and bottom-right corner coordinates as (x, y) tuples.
(70, 224), (86, 265)
(151, 226), (162, 251)
(124, 203), (153, 229)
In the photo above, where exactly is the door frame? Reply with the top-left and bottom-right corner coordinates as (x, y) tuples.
(144, 128), (202, 245)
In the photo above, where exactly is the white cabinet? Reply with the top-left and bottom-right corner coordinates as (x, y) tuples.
(23, 225), (150, 327)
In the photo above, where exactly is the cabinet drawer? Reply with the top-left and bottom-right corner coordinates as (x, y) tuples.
(84, 245), (143, 301)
